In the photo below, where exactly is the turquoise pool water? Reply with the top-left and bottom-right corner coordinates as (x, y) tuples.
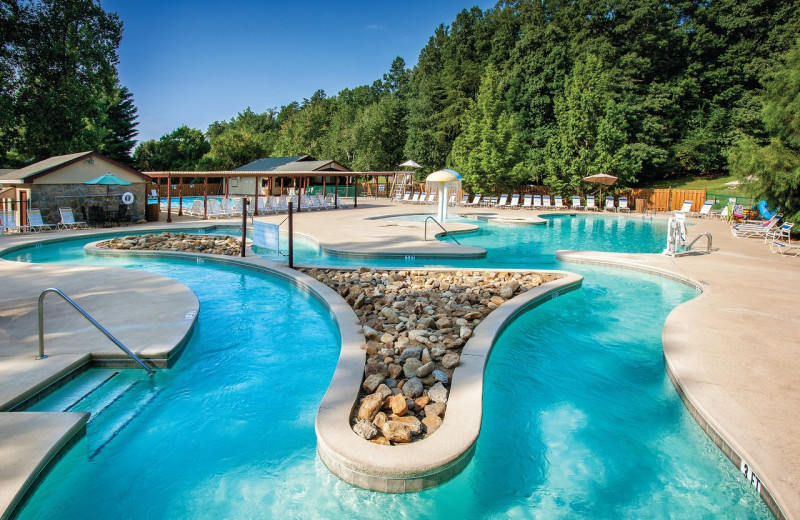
(2, 224), (770, 518)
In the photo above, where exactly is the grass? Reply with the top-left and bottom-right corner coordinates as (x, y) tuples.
(640, 173), (748, 196)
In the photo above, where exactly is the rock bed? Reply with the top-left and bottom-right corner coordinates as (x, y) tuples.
(299, 267), (559, 445)
(97, 232), (242, 256)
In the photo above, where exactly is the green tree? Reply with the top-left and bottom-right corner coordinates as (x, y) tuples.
(544, 54), (638, 195)
(102, 84), (138, 165)
(448, 65), (525, 193)
(200, 108), (277, 170)
(729, 39), (800, 224)
(133, 126), (209, 171)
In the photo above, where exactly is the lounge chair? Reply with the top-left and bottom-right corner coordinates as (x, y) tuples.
(482, 196), (498, 207)
(26, 209), (56, 232)
(765, 222), (794, 244)
(769, 239), (800, 257)
(509, 194), (520, 209)
(400, 192), (411, 203)
(678, 200), (693, 214)
(533, 195), (542, 209)
(541, 195), (552, 210)
(522, 194), (533, 209)
(58, 207), (88, 229)
(426, 192), (437, 204)
(715, 205), (728, 220)
(466, 194), (482, 206)
(604, 197), (616, 212)
(617, 197), (631, 212)
(586, 196), (598, 211)
(730, 213), (782, 239)
(696, 200), (713, 218)
(553, 195), (566, 210)
(496, 194), (508, 207)
(571, 196), (584, 211)
(458, 194), (469, 205)
(410, 192), (421, 204)
(0, 210), (29, 233)
(449, 193), (457, 205)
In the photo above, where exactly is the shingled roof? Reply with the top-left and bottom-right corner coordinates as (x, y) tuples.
(235, 155), (350, 173)
(0, 151), (146, 183)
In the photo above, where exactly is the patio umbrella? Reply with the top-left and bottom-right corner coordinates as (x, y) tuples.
(84, 173), (132, 210)
(399, 160), (422, 169)
(582, 173), (618, 201)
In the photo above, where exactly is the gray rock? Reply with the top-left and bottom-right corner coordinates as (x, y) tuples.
(428, 382), (448, 403)
(403, 358), (423, 379)
(459, 326), (473, 340)
(435, 316), (451, 330)
(416, 361), (435, 377)
(402, 377), (424, 398)
(375, 384), (392, 401)
(421, 347), (432, 364)
(353, 419), (378, 440)
(424, 402), (446, 418)
(399, 346), (423, 362)
(363, 325), (381, 340)
(442, 352), (460, 369)
(432, 369), (449, 384)
(362, 374), (385, 393)
(380, 307), (400, 324)
(499, 285), (514, 299)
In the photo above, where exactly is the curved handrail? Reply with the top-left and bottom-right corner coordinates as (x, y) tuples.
(686, 232), (713, 253)
(37, 287), (154, 375)
(424, 216), (460, 245)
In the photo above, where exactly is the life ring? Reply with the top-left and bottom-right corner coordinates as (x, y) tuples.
(121, 192), (135, 205)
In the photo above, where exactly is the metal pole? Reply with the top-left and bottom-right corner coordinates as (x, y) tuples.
(166, 177), (172, 223)
(203, 177), (208, 220)
(254, 176), (259, 216)
(241, 198), (248, 257)
(296, 177), (301, 213)
(354, 176), (358, 208)
(288, 200), (294, 268)
(335, 176), (339, 209)
(178, 177), (183, 216)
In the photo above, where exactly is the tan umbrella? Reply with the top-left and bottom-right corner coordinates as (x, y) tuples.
(582, 173), (618, 201)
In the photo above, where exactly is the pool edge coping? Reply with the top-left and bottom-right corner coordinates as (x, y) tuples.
(555, 249), (788, 520)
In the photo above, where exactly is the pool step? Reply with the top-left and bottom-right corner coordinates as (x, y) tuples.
(89, 386), (164, 460)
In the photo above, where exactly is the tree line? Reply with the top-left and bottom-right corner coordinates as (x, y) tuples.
(2, 0), (798, 221)
(0, 0), (138, 167)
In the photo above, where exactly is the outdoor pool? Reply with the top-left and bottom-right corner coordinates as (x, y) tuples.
(1, 224), (770, 519)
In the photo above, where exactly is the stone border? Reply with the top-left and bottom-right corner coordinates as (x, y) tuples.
(315, 269), (583, 491)
(555, 249), (786, 520)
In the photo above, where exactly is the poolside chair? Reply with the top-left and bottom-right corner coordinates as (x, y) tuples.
(449, 192), (457, 206)
(541, 195), (552, 210)
(185, 199), (203, 217)
(769, 239), (800, 257)
(571, 196), (584, 211)
(466, 194), (482, 206)
(459, 194), (470, 205)
(400, 191), (411, 203)
(533, 195), (542, 209)
(553, 195), (566, 210)
(617, 197), (631, 213)
(497, 194), (508, 207)
(730, 213), (782, 239)
(678, 200), (694, 214)
(696, 200), (713, 218)
(410, 192), (421, 204)
(58, 207), (88, 229)
(764, 222), (794, 244)
(522, 194), (533, 209)
(604, 197), (615, 212)
(26, 209), (56, 232)
(586, 196), (599, 211)
(221, 198), (238, 217)
(715, 205), (729, 220)
(0, 210), (29, 233)
(508, 194), (520, 209)
(426, 192), (437, 204)
(482, 195), (498, 207)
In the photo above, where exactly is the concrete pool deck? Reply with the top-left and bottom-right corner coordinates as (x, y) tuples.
(0, 200), (798, 519)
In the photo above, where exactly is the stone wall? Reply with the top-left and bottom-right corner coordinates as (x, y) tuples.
(30, 183), (146, 224)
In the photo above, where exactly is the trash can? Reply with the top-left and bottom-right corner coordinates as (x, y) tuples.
(145, 203), (159, 222)
(636, 198), (645, 213)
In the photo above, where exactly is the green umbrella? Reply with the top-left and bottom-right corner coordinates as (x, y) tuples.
(84, 173), (132, 210)
(83, 173), (132, 186)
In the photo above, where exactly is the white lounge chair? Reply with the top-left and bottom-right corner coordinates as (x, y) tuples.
(426, 192), (437, 204)
(696, 200), (713, 218)
(449, 192), (457, 205)
(769, 239), (800, 257)
(571, 196), (584, 211)
(553, 195), (566, 210)
(410, 192), (421, 204)
(26, 209), (56, 232)
(765, 222), (794, 244)
(400, 192), (411, 203)
(496, 194), (508, 207)
(459, 194), (470, 205)
(533, 195), (542, 209)
(522, 194), (533, 209)
(541, 195), (552, 210)
(466, 194), (482, 206)
(509, 194), (520, 209)
(618, 197), (631, 213)
(58, 207), (88, 229)
(730, 213), (782, 238)
(678, 200), (693, 214)
(604, 197), (616, 212)
(586, 196), (599, 211)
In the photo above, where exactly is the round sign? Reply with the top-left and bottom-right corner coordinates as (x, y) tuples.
(121, 192), (135, 205)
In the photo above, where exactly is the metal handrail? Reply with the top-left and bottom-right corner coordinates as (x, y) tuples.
(37, 288), (154, 376)
(424, 216), (460, 245)
(686, 232), (713, 253)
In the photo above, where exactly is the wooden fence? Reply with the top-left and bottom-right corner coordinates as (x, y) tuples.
(671, 189), (707, 213)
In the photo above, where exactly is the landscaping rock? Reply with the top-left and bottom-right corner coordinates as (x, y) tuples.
(382, 421), (412, 443)
(428, 382), (448, 403)
(353, 419), (378, 440)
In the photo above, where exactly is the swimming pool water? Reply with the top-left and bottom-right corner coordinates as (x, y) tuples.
(3, 222), (771, 519)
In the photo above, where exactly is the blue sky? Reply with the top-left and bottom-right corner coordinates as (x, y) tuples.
(103, 0), (494, 144)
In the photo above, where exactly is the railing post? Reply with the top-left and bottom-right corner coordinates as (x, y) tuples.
(240, 198), (248, 258)
(288, 201), (294, 268)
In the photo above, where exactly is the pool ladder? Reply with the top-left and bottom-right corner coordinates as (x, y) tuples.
(424, 216), (460, 245)
(37, 288), (154, 376)
(685, 232), (713, 254)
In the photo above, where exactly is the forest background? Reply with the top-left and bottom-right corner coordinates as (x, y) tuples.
(1, 0), (799, 219)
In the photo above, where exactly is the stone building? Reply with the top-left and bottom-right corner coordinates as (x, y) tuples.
(0, 151), (149, 225)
